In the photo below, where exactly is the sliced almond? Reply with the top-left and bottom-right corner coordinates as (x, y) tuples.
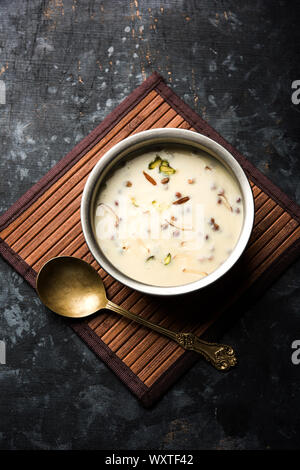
(182, 268), (208, 276)
(143, 171), (157, 185)
(172, 196), (190, 205)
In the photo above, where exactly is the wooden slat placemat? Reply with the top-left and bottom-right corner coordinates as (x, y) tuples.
(1, 72), (299, 407)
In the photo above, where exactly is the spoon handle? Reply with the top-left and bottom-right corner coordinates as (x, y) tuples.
(106, 300), (178, 341)
(106, 300), (237, 371)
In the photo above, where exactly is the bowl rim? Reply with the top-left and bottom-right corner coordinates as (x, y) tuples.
(81, 128), (254, 296)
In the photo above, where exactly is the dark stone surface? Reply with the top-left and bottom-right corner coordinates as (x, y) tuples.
(0, 0), (299, 450)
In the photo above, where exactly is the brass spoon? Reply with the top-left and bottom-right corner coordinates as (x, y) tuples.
(36, 256), (237, 371)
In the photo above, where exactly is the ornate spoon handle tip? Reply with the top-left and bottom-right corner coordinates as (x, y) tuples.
(176, 333), (237, 371)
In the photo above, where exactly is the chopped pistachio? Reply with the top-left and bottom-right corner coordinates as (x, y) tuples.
(164, 253), (172, 265)
(148, 155), (162, 169)
(131, 197), (139, 207)
(150, 157), (176, 175)
(146, 255), (155, 262)
(160, 164), (176, 175)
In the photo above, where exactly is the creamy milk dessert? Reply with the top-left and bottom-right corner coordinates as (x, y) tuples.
(94, 145), (243, 287)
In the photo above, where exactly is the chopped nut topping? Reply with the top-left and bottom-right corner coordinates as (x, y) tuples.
(188, 178), (195, 184)
(164, 253), (172, 265)
(161, 177), (169, 184)
(173, 196), (190, 205)
(125, 181), (132, 187)
(148, 155), (162, 169)
(182, 268), (208, 276)
(143, 171), (157, 185)
(210, 217), (219, 231)
(175, 192), (182, 198)
(159, 159), (176, 175)
(131, 197), (139, 207)
(205, 165), (212, 171)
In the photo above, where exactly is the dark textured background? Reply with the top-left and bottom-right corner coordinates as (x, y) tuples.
(0, 0), (299, 450)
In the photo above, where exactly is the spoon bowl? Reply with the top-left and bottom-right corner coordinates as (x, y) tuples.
(36, 256), (107, 318)
(36, 256), (237, 371)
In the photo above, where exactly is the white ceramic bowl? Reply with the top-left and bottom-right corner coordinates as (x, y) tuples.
(81, 129), (254, 296)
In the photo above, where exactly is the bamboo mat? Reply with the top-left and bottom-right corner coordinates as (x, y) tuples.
(1, 72), (299, 407)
